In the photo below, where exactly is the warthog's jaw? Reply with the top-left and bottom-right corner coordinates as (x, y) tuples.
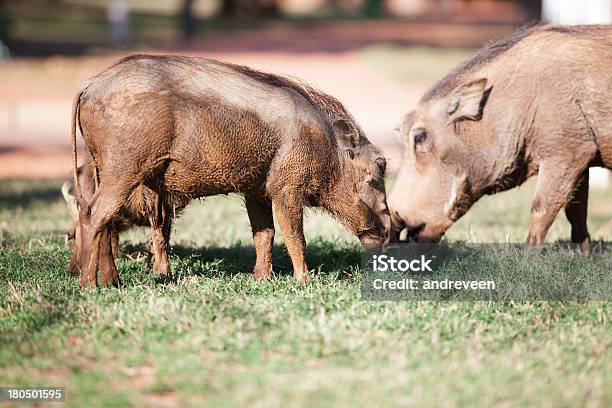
(359, 227), (382, 242)
(358, 228), (385, 248)
(358, 213), (396, 249)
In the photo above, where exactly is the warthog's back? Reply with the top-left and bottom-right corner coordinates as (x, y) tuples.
(81, 55), (319, 129)
(77, 55), (333, 199)
(423, 24), (612, 168)
(489, 25), (612, 167)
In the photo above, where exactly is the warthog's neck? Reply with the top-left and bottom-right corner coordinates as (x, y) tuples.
(316, 156), (364, 229)
(464, 127), (534, 200)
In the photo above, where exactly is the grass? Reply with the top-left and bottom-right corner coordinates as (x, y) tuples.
(362, 45), (474, 87)
(0, 178), (611, 407)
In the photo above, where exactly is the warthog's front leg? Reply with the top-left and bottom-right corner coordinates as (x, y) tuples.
(273, 194), (309, 282)
(245, 194), (275, 280)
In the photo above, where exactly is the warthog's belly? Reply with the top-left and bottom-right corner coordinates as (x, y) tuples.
(161, 103), (283, 200)
(162, 159), (270, 199)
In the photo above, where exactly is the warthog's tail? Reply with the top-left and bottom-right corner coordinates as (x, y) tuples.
(71, 90), (89, 215)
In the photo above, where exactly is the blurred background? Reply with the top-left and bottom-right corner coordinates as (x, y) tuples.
(0, 0), (610, 186)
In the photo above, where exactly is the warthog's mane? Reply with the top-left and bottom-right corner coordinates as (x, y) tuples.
(225, 62), (357, 128)
(115, 54), (355, 133)
(421, 22), (543, 102)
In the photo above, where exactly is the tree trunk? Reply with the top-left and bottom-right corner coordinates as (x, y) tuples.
(519, 0), (542, 21)
(107, 0), (130, 45)
(363, 0), (383, 18)
(180, 0), (195, 39)
(0, 0), (10, 47)
(221, 0), (237, 17)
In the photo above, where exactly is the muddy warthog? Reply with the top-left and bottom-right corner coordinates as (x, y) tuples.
(62, 150), (183, 276)
(71, 54), (393, 287)
(389, 24), (612, 248)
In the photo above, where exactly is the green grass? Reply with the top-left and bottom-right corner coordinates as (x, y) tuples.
(0, 178), (611, 407)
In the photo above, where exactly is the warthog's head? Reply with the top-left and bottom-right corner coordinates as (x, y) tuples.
(389, 79), (492, 242)
(323, 119), (395, 248)
(62, 162), (94, 234)
(61, 180), (80, 247)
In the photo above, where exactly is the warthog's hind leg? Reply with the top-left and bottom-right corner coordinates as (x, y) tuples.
(527, 160), (592, 245)
(98, 226), (120, 287)
(149, 191), (172, 276)
(79, 181), (133, 288)
(564, 169), (591, 254)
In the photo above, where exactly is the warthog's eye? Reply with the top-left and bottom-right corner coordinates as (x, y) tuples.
(414, 131), (428, 145)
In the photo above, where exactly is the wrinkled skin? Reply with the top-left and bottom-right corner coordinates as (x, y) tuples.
(389, 24), (612, 250)
(71, 55), (394, 288)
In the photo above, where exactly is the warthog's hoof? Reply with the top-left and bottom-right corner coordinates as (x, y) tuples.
(253, 266), (273, 280)
(152, 260), (170, 276)
(99, 276), (120, 288)
(293, 270), (309, 283)
(79, 276), (97, 289)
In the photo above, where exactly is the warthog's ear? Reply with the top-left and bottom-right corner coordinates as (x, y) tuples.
(333, 119), (359, 158)
(396, 111), (416, 145)
(446, 78), (492, 125)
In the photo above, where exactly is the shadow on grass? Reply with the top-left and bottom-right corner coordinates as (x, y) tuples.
(0, 248), (87, 349)
(0, 180), (64, 211)
(121, 240), (360, 283)
(0, 289), (81, 350)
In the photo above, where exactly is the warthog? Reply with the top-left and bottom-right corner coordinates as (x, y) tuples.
(71, 54), (393, 287)
(389, 24), (612, 249)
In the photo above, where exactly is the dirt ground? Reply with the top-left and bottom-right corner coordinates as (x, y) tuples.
(0, 21), (513, 179)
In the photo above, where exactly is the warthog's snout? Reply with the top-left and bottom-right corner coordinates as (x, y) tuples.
(391, 210), (441, 243)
